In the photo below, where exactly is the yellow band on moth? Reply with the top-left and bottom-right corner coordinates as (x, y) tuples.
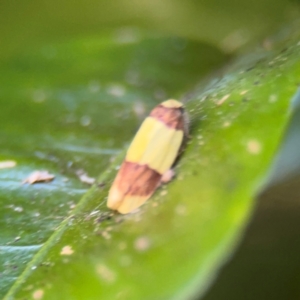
(126, 117), (183, 174)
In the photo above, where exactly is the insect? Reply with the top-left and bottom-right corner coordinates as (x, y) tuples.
(107, 99), (188, 214)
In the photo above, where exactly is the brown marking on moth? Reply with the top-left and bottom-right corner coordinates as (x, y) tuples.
(112, 161), (161, 197)
(150, 105), (184, 130)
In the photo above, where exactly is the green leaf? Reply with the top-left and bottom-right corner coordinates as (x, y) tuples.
(0, 31), (226, 298)
(2, 24), (300, 300)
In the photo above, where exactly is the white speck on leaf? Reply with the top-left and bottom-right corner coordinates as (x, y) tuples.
(216, 94), (230, 106)
(134, 236), (151, 252)
(247, 139), (262, 154)
(33, 289), (44, 300)
(60, 245), (74, 256)
(14, 206), (23, 212)
(23, 171), (55, 184)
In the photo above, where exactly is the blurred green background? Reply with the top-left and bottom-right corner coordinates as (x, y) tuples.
(1, 0), (299, 59)
(1, 0), (300, 299)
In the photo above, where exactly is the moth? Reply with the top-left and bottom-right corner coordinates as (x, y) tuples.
(107, 99), (188, 214)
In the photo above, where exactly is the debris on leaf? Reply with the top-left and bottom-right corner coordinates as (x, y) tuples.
(79, 173), (95, 185)
(247, 139), (262, 155)
(76, 169), (95, 185)
(60, 245), (74, 256)
(216, 94), (230, 106)
(23, 170), (55, 184)
(134, 236), (151, 252)
(0, 160), (17, 169)
(32, 289), (44, 300)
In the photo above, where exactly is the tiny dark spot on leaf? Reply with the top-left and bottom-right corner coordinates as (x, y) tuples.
(280, 47), (288, 53)
(245, 66), (255, 72)
(98, 182), (106, 188)
(97, 213), (112, 223)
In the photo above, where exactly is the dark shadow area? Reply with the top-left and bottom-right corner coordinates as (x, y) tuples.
(203, 175), (300, 300)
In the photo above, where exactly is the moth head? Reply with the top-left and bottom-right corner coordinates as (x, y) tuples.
(160, 99), (183, 109)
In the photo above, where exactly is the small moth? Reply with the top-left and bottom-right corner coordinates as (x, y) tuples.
(107, 99), (188, 214)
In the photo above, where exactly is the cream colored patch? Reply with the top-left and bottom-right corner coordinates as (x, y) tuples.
(160, 99), (183, 108)
(96, 264), (116, 283)
(175, 204), (187, 216)
(126, 117), (183, 174)
(216, 94), (230, 106)
(161, 169), (175, 183)
(32, 289), (44, 300)
(0, 160), (16, 169)
(101, 231), (112, 240)
(223, 121), (231, 128)
(22, 171), (54, 184)
(76, 170), (95, 185)
(247, 140), (262, 154)
(240, 90), (248, 95)
(134, 236), (151, 251)
(60, 245), (74, 256)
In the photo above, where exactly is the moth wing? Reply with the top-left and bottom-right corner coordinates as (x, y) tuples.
(107, 161), (161, 213)
(127, 117), (184, 174)
(117, 195), (149, 214)
(108, 114), (184, 214)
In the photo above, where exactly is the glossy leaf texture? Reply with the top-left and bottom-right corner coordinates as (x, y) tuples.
(0, 31), (226, 298)
(2, 23), (300, 300)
